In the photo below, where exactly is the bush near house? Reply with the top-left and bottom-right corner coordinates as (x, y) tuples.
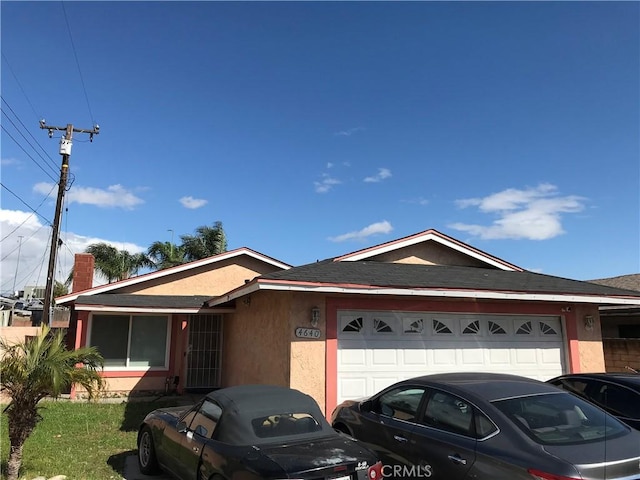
(0, 399), (182, 480)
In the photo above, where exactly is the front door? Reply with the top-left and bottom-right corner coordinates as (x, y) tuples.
(186, 314), (223, 390)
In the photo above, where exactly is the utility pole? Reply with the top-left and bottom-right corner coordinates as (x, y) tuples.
(12, 235), (24, 295)
(40, 121), (99, 327)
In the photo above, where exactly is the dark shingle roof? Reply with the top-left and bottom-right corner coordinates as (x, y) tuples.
(588, 274), (640, 293)
(74, 294), (213, 309)
(260, 261), (640, 297)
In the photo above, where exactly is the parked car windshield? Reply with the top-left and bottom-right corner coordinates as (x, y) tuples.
(493, 392), (628, 445)
(251, 413), (322, 438)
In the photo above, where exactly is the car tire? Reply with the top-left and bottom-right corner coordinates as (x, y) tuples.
(138, 426), (161, 475)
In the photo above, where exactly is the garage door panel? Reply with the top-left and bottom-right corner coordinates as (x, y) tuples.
(403, 349), (428, 365)
(371, 349), (398, 365)
(337, 312), (566, 403)
(338, 348), (366, 367)
(461, 348), (485, 365)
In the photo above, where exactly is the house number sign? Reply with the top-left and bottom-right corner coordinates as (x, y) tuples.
(295, 327), (321, 339)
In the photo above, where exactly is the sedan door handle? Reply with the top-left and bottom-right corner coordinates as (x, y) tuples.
(447, 454), (467, 465)
(394, 435), (408, 443)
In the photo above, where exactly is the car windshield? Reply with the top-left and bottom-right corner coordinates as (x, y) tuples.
(251, 413), (322, 438)
(492, 392), (628, 445)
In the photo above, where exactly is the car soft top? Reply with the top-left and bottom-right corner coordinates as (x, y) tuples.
(208, 384), (336, 445)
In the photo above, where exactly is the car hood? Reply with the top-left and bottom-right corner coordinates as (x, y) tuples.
(257, 434), (376, 475)
(543, 433), (640, 479)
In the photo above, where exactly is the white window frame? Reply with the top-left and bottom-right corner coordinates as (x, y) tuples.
(88, 312), (172, 371)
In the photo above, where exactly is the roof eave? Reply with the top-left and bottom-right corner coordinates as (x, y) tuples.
(56, 248), (291, 305)
(207, 279), (640, 307)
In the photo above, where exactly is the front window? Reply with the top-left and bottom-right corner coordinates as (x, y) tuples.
(90, 314), (169, 368)
(493, 392), (628, 445)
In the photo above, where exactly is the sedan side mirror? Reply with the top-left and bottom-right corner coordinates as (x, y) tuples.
(177, 421), (188, 433)
(360, 400), (373, 413)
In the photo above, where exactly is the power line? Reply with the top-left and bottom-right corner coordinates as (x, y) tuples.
(0, 183), (57, 243)
(1, 96), (58, 169)
(61, 1), (96, 126)
(0, 182), (54, 227)
(1, 52), (42, 122)
(1, 124), (59, 181)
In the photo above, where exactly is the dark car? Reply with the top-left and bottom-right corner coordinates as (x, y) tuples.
(137, 384), (380, 480)
(331, 372), (640, 480)
(548, 373), (640, 430)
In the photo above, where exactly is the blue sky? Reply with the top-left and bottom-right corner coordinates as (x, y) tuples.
(1, 1), (638, 293)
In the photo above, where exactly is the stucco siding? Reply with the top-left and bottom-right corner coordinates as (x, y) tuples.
(221, 291), (291, 387)
(75, 375), (169, 398)
(571, 305), (606, 372)
(367, 242), (490, 267)
(114, 257), (282, 296)
(0, 326), (41, 347)
(289, 294), (327, 412)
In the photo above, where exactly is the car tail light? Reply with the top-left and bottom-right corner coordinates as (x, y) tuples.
(367, 461), (383, 480)
(528, 469), (582, 480)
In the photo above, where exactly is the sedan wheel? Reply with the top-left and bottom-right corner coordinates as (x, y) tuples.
(138, 426), (161, 475)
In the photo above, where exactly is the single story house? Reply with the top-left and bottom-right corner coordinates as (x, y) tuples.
(587, 274), (640, 372)
(57, 229), (640, 415)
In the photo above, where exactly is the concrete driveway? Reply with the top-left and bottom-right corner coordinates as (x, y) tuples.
(123, 455), (173, 480)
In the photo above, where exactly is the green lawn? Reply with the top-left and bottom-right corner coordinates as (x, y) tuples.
(1, 398), (183, 480)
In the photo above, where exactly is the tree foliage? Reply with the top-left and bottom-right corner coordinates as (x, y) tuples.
(0, 326), (104, 480)
(180, 221), (228, 262)
(74, 221), (228, 286)
(147, 241), (187, 270)
(85, 243), (154, 283)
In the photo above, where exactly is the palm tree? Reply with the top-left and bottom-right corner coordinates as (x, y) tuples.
(85, 243), (154, 283)
(53, 280), (68, 299)
(147, 241), (187, 270)
(0, 326), (104, 480)
(180, 221), (228, 261)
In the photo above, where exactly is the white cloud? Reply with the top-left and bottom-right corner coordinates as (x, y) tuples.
(364, 168), (392, 183)
(449, 183), (586, 240)
(179, 196), (208, 209)
(0, 209), (147, 294)
(403, 197), (429, 206)
(33, 182), (144, 209)
(1, 157), (21, 167)
(335, 126), (365, 137)
(314, 174), (341, 193)
(329, 220), (393, 242)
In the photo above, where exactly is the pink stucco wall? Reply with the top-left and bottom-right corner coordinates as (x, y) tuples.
(116, 257), (280, 296)
(221, 291), (291, 387)
(288, 295), (327, 411)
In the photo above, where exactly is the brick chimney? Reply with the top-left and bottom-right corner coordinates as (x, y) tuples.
(72, 253), (95, 293)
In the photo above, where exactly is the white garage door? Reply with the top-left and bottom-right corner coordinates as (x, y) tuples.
(337, 311), (566, 404)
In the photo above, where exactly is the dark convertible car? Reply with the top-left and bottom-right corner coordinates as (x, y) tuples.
(331, 373), (640, 480)
(548, 373), (640, 430)
(137, 384), (380, 480)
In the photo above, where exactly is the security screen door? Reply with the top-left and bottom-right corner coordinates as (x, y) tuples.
(186, 314), (222, 390)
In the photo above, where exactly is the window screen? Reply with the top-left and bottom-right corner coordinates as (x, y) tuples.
(91, 315), (129, 366)
(90, 314), (168, 368)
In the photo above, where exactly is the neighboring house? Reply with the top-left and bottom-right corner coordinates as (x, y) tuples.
(588, 274), (640, 372)
(56, 229), (640, 416)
